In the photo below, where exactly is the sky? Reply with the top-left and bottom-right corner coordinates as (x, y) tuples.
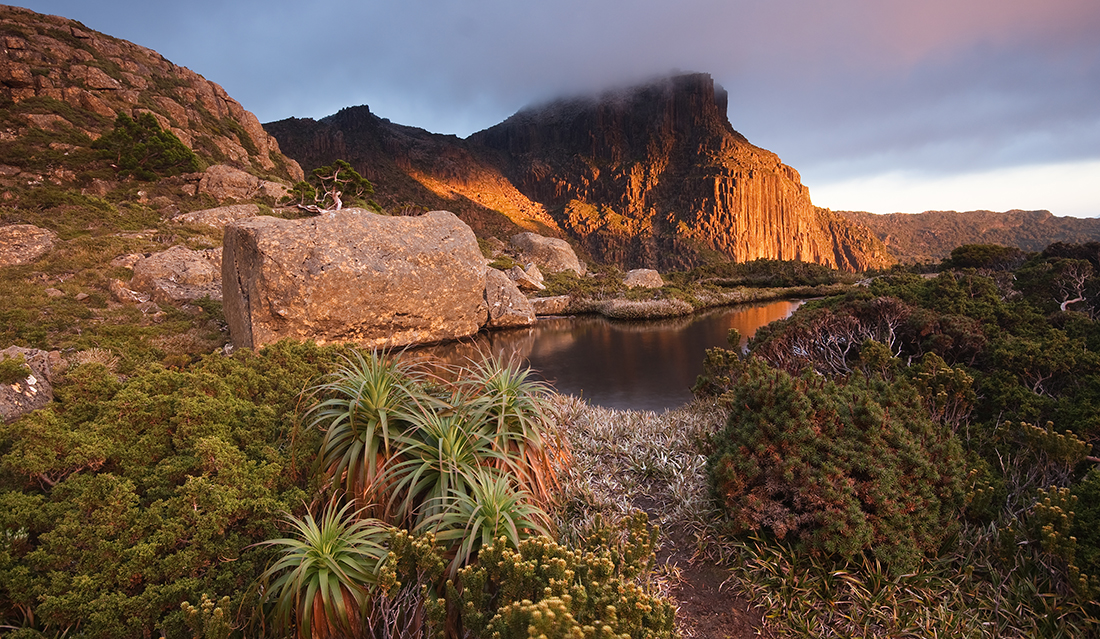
(15, 0), (1100, 217)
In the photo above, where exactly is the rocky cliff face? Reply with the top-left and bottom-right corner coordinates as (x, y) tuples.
(269, 74), (892, 272)
(264, 107), (561, 239)
(470, 74), (891, 271)
(0, 5), (302, 182)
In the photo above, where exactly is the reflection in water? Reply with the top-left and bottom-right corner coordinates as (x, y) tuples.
(411, 299), (803, 412)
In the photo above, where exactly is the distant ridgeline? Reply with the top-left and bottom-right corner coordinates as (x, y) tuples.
(839, 209), (1100, 264)
(265, 74), (895, 273)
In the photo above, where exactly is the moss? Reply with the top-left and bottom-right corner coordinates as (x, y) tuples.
(0, 353), (32, 384)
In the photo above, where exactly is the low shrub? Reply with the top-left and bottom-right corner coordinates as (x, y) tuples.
(707, 359), (967, 572)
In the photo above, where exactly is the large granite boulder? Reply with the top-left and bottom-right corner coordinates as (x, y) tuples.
(0, 224), (57, 267)
(198, 165), (288, 202)
(484, 268), (536, 328)
(130, 245), (222, 304)
(223, 209), (488, 349)
(1, 346), (55, 422)
(510, 232), (586, 276)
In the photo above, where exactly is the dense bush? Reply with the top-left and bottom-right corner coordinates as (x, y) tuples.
(707, 359), (966, 572)
(0, 341), (339, 638)
(92, 112), (201, 180)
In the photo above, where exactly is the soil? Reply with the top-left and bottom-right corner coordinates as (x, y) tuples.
(635, 494), (767, 639)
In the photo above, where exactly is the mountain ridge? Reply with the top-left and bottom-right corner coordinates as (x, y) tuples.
(267, 73), (896, 273)
(838, 208), (1100, 263)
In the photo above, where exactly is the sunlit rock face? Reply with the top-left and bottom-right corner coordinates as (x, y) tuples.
(222, 209), (488, 350)
(470, 73), (892, 272)
(267, 73), (892, 273)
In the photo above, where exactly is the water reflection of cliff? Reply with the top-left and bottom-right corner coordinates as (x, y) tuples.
(409, 299), (803, 411)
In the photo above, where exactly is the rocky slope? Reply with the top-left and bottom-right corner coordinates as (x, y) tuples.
(839, 208), (1100, 263)
(267, 74), (894, 273)
(0, 4), (302, 185)
(264, 106), (562, 240)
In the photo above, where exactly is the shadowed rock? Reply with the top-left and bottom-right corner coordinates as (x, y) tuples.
(511, 232), (586, 275)
(484, 268), (536, 328)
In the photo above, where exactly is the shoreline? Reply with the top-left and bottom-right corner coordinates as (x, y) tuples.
(529, 282), (848, 320)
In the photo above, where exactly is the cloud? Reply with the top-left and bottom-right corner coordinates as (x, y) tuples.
(16, 0), (1100, 214)
(811, 160), (1100, 217)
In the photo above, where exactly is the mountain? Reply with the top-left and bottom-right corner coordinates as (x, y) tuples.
(0, 4), (302, 185)
(838, 209), (1100, 264)
(263, 106), (561, 240)
(267, 74), (895, 273)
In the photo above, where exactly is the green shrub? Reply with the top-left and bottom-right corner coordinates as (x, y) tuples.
(0, 353), (31, 384)
(92, 112), (202, 180)
(448, 512), (675, 639)
(707, 359), (966, 572)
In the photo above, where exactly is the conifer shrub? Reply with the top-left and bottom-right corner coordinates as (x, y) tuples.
(92, 112), (202, 180)
(707, 359), (966, 572)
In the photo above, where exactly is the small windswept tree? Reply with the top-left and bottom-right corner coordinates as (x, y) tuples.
(282, 159), (374, 213)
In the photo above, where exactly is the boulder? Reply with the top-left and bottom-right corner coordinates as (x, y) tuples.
(130, 245), (222, 304)
(197, 164), (288, 202)
(508, 264), (545, 291)
(623, 268), (664, 289)
(484, 268), (536, 328)
(223, 209), (488, 350)
(530, 295), (572, 316)
(510, 232), (586, 276)
(173, 203), (261, 228)
(1, 346), (54, 422)
(0, 224), (57, 267)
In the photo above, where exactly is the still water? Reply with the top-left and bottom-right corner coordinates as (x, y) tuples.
(412, 298), (804, 412)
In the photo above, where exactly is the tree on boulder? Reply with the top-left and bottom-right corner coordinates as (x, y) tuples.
(281, 159), (373, 213)
(92, 112), (202, 180)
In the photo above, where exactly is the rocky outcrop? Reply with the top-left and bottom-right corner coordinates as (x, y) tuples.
(222, 209), (489, 350)
(0, 6), (303, 183)
(1, 347), (55, 422)
(530, 295), (572, 316)
(624, 269), (664, 289)
(197, 166), (288, 202)
(508, 264), (545, 291)
(471, 73), (893, 272)
(130, 245), (222, 303)
(484, 268), (536, 328)
(173, 203), (261, 228)
(510, 232), (586, 275)
(0, 224), (56, 267)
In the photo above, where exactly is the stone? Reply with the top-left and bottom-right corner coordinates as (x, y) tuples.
(0, 224), (57, 267)
(173, 203), (260, 228)
(223, 209), (488, 350)
(109, 278), (149, 303)
(44, 287), (63, 297)
(1, 346), (54, 422)
(130, 245), (222, 304)
(197, 164), (288, 202)
(508, 264), (545, 291)
(484, 268), (536, 328)
(110, 253), (144, 269)
(510, 232), (585, 276)
(530, 295), (572, 316)
(623, 268), (664, 289)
